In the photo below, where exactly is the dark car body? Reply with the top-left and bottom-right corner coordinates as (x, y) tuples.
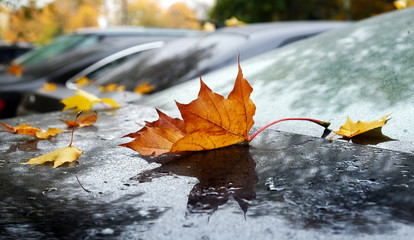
(0, 42), (32, 68)
(0, 28), (199, 118)
(2, 10), (414, 239)
(18, 21), (349, 116)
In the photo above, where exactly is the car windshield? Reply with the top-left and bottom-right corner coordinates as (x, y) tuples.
(138, 8), (414, 153)
(14, 34), (96, 66)
(90, 22), (348, 91)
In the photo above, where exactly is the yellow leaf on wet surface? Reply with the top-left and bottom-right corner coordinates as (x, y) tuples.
(61, 89), (120, 111)
(35, 128), (65, 139)
(101, 98), (121, 108)
(61, 95), (99, 111)
(332, 114), (391, 139)
(22, 146), (83, 168)
(60, 112), (98, 128)
(99, 83), (125, 92)
(75, 76), (90, 87)
(8, 64), (23, 77)
(134, 82), (156, 94)
(41, 83), (57, 92)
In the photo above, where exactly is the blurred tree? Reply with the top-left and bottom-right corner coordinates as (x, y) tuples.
(164, 2), (200, 29)
(125, 0), (200, 29)
(209, 0), (398, 23)
(2, 0), (101, 44)
(67, 2), (100, 30)
(209, 0), (287, 23)
(126, 0), (166, 26)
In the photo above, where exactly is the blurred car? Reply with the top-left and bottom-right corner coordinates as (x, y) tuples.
(0, 28), (199, 118)
(85, 21), (349, 92)
(0, 41), (32, 70)
(18, 21), (349, 116)
(8, 27), (198, 70)
(136, 8), (414, 153)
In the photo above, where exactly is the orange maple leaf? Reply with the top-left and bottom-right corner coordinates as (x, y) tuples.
(1, 122), (40, 136)
(134, 81), (156, 94)
(0, 122), (64, 139)
(121, 58), (331, 157)
(121, 58), (256, 156)
(120, 109), (186, 156)
(60, 112), (98, 128)
(8, 64), (23, 77)
(99, 83), (125, 92)
(41, 82), (57, 92)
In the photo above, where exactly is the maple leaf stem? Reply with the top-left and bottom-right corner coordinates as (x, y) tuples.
(249, 118), (331, 141)
(69, 112), (82, 147)
(0, 130), (13, 133)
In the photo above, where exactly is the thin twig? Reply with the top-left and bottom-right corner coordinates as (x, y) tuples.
(76, 174), (92, 193)
(69, 111), (82, 147)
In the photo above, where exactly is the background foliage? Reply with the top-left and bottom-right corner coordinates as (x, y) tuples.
(209, 0), (396, 23)
(0, 0), (402, 45)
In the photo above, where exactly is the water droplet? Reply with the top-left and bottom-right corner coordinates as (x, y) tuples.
(265, 177), (285, 191)
(101, 228), (114, 235)
(42, 188), (57, 195)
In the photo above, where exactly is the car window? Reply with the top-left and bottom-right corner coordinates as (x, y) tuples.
(14, 34), (88, 66)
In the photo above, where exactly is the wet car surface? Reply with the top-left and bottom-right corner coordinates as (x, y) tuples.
(1, 8), (414, 240)
(1, 105), (414, 239)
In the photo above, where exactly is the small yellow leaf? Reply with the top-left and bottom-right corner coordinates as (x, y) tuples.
(101, 98), (121, 108)
(332, 114), (391, 139)
(202, 22), (216, 31)
(394, 0), (414, 9)
(99, 83), (125, 92)
(225, 16), (246, 27)
(22, 146), (83, 168)
(8, 64), (23, 77)
(60, 112), (98, 128)
(76, 76), (90, 87)
(35, 128), (65, 139)
(61, 95), (99, 112)
(13, 124), (41, 136)
(61, 89), (120, 111)
(76, 89), (101, 102)
(41, 83), (57, 92)
(134, 82), (156, 94)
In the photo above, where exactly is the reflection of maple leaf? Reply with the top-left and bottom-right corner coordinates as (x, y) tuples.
(134, 144), (257, 216)
(99, 83), (125, 92)
(331, 114), (391, 140)
(61, 89), (120, 112)
(134, 81), (156, 94)
(22, 112), (84, 168)
(0, 122), (64, 139)
(60, 111), (97, 128)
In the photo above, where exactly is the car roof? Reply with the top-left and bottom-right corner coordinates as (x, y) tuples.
(92, 21), (349, 91)
(73, 26), (200, 37)
(137, 8), (414, 153)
